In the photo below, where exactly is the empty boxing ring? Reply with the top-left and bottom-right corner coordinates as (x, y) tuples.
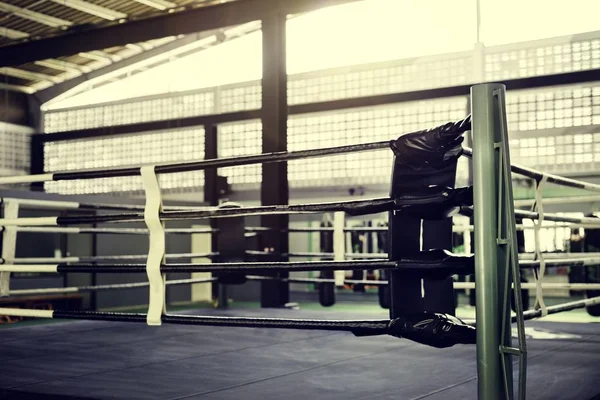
(0, 83), (599, 400)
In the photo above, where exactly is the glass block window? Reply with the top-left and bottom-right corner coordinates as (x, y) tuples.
(505, 83), (600, 174)
(44, 127), (205, 195)
(506, 85), (600, 132)
(485, 38), (600, 81)
(44, 91), (215, 133)
(220, 83), (261, 113)
(509, 129), (600, 174)
(218, 121), (262, 186)
(288, 55), (473, 106)
(0, 128), (31, 177)
(288, 98), (468, 187)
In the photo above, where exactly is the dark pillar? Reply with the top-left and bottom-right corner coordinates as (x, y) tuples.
(30, 134), (45, 191)
(204, 124), (219, 207)
(204, 124), (220, 302)
(0, 91), (30, 126)
(260, 11), (289, 307)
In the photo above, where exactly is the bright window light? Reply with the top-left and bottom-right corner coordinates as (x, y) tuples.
(480, 0), (600, 45)
(45, 0), (600, 110)
(46, 0), (475, 109)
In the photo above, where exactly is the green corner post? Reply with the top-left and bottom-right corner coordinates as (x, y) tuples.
(471, 83), (518, 399)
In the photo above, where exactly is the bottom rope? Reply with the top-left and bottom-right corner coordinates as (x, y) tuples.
(2, 296), (598, 349)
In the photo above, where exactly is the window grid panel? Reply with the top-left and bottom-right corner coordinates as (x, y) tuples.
(288, 98), (469, 187)
(509, 129), (600, 175)
(485, 36), (600, 82)
(44, 30), (600, 134)
(218, 120), (262, 186)
(219, 84), (262, 113)
(288, 55), (473, 106)
(44, 92), (215, 133)
(44, 127), (205, 195)
(0, 129), (31, 175)
(506, 85), (600, 132)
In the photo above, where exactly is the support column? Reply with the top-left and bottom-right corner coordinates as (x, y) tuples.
(30, 134), (45, 191)
(260, 11), (289, 307)
(471, 83), (510, 399)
(204, 124), (220, 303)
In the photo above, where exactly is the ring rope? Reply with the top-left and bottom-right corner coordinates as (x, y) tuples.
(0, 296), (598, 332)
(6, 199), (600, 228)
(2, 252), (217, 264)
(246, 276), (600, 291)
(462, 147), (600, 193)
(0, 116), (472, 187)
(8, 277), (216, 296)
(4, 255), (600, 275)
(0, 197), (200, 212)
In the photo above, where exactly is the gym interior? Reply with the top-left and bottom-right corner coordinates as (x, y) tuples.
(0, 1), (599, 399)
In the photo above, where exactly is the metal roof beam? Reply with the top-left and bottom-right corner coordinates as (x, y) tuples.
(49, 0), (127, 21)
(0, 82), (35, 94)
(0, 0), (359, 67)
(131, 0), (176, 10)
(34, 59), (92, 73)
(33, 32), (217, 104)
(0, 1), (72, 27)
(0, 26), (30, 39)
(0, 67), (61, 83)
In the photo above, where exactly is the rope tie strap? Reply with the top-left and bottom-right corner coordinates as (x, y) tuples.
(532, 175), (548, 317)
(141, 165), (167, 326)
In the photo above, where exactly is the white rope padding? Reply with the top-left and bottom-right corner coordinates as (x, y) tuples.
(141, 165), (166, 326)
(0, 217), (58, 227)
(4, 256), (81, 264)
(15, 227), (81, 234)
(532, 176), (549, 317)
(1, 198), (79, 209)
(0, 200), (18, 296)
(0, 265), (60, 273)
(9, 277), (216, 296)
(0, 308), (53, 318)
(333, 211), (346, 286)
(0, 173), (54, 185)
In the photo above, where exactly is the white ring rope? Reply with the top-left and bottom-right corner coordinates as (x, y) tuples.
(8, 277), (216, 296)
(141, 165), (166, 326)
(532, 176), (548, 317)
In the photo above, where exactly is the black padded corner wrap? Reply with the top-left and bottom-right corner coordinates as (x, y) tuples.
(389, 115), (471, 171)
(387, 312), (476, 348)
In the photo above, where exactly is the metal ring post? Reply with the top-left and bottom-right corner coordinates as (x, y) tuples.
(471, 83), (507, 399)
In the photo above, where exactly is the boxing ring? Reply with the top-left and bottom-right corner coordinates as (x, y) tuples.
(0, 83), (599, 399)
